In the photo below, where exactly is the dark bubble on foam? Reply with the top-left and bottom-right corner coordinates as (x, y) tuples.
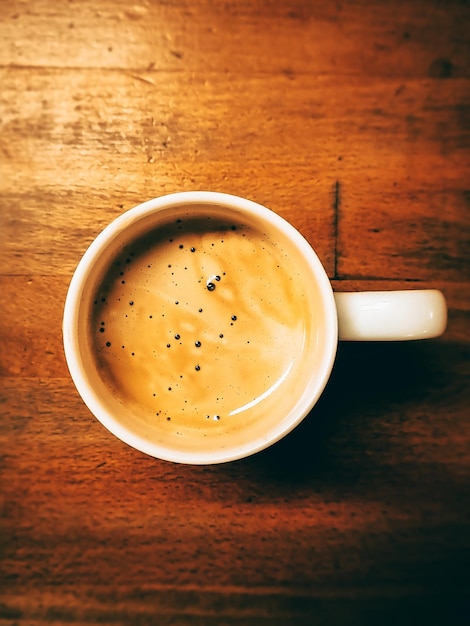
(206, 273), (222, 291)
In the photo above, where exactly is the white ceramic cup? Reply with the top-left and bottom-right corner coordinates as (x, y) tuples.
(63, 192), (447, 464)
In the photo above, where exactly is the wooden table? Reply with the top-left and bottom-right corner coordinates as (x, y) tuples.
(1, 1), (469, 624)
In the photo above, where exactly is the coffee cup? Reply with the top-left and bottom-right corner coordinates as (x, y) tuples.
(63, 192), (447, 464)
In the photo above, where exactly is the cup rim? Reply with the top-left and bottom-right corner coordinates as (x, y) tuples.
(63, 191), (338, 464)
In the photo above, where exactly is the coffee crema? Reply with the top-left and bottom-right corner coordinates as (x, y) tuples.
(90, 214), (314, 442)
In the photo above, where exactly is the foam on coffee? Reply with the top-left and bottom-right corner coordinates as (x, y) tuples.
(89, 210), (321, 452)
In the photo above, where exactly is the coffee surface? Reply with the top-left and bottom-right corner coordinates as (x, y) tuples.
(90, 215), (312, 436)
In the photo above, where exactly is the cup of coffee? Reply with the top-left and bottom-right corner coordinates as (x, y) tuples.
(63, 192), (447, 464)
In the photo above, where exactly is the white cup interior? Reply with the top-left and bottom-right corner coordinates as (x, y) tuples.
(63, 192), (338, 463)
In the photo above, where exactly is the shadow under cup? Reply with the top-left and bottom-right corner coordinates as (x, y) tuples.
(63, 195), (338, 464)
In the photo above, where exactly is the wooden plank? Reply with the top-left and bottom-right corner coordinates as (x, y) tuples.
(1, 0), (469, 78)
(1, 590), (468, 626)
(336, 181), (470, 282)
(1, 68), (468, 280)
(334, 77), (470, 280)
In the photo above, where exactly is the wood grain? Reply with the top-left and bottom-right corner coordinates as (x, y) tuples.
(1, 0), (469, 78)
(1, 0), (469, 624)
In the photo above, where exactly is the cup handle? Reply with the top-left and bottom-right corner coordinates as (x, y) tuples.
(334, 289), (447, 341)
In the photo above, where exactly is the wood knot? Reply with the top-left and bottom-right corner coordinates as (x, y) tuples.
(429, 58), (454, 79)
